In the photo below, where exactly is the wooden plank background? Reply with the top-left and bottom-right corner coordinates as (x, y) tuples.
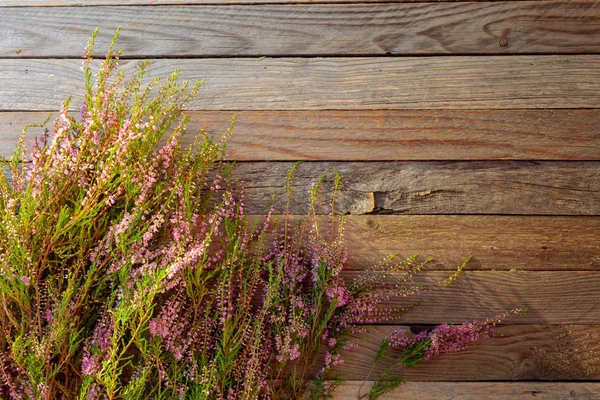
(1, 0), (599, 398)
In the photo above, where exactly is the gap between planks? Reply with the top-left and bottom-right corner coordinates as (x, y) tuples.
(0, 0), (586, 6)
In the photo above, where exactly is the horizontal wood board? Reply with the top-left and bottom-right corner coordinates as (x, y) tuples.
(1, 2), (599, 57)
(335, 270), (600, 324)
(1, 56), (600, 111)
(2, 110), (600, 161)
(334, 215), (600, 271)
(4, 162), (600, 215)
(233, 161), (600, 215)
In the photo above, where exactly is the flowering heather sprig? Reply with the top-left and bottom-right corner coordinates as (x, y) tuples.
(389, 308), (529, 360)
(81, 310), (113, 376)
(361, 308), (529, 400)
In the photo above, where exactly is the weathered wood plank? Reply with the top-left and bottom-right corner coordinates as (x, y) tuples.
(333, 381), (600, 399)
(345, 271), (600, 325)
(4, 161), (600, 215)
(340, 271), (600, 324)
(1, 2), (599, 57)
(335, 325), (600, 381)
(205, 269), (596, 324)
(3, 110), (600, 160)
(339, 216), (600, 271)
(233, 161), (600, 215)
(1, 56), (599, 111)
(253, 215), (600, 271)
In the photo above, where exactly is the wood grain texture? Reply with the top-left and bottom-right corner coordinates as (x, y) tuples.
(232, 161), (600, 215)
(333, 381), (600, 399)
(1, 2), (599, 57)
(335, 325), (600, 380)
(338, 271), (600, 324)
(3, 110), (600, 160)
(1, 56), (599, 111)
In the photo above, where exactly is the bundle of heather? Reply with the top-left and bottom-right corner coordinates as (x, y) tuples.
(0, 30), (524, 400)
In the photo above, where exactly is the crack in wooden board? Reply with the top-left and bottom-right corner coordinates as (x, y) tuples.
(231, 161), (600, 215)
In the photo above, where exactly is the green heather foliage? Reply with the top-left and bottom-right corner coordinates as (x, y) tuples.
(0, 30), (525, 400)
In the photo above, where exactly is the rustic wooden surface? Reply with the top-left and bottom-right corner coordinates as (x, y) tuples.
(335, 216), (600, 272)
(1, 0), (598, 398)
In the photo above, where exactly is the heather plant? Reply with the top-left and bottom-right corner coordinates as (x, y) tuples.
(0, 30), (525, 400)
(0, 29), (235, 398)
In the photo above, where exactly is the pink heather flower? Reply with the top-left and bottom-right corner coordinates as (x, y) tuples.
(322, 380), (331, 395)
(9, 274), (31, 287)
(178, 386), (187, 399)
(326, 284), (352, 307)
(87, 382), (102, 400)
(424, 323), (490, 359)
(388, 328), (413, 349)
(44, 310), (53, 324)
(80, 100), (88, 121)
(81, 350), (102, 376)
(289, 344), (301, 361)
(323, 351), (344, 372)
(388, 309), (525, 360)
(148, 291), (194, 360)
(81, 311), (113, 376)
(343, 341), (359, 351)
